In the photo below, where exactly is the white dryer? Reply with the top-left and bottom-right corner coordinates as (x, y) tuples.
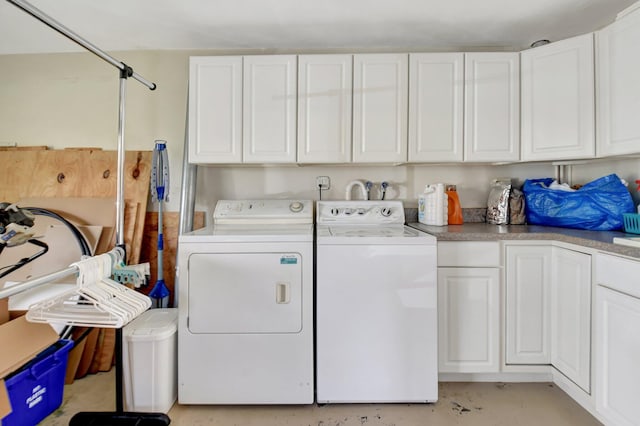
(315, 200), (438, 403)
(177, 199), (314, 404)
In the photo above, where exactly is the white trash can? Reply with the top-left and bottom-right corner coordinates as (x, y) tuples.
(122, 308), (178, 413)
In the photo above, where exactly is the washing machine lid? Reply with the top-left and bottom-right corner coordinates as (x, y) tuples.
(316, 225), (436, 245)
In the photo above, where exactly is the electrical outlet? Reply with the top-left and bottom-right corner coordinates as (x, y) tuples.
(316, 176), (330, 190)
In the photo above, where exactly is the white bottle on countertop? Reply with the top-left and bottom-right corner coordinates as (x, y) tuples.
(418, 183), (448, 226)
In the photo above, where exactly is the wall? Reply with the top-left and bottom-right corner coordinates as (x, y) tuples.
(1, 50), (638, 220)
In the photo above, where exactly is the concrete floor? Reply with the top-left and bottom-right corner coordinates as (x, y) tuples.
(39, 371), (602, 426)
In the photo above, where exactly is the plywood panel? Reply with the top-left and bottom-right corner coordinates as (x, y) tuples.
(0, 148), (151, 264)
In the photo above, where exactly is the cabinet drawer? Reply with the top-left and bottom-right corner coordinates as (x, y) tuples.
(438, 241), (500, 267)
(596, 253), (640, 298)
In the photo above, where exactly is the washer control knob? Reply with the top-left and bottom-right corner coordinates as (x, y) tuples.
(357, 208), (366, 215)
(344, 208), (354, 216)
(380, 207), (393, 217)
(290, 201), (304, 213)
(330, 207), (340, 216)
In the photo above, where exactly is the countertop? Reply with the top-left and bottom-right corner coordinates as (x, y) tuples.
(408, 222), (640, 259)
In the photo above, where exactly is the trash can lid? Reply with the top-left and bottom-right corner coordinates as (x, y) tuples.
(124, 308), (178, 341)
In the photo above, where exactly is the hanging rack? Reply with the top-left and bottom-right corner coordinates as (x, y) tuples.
(6, 0), (155, 256)
(4, 1), (170, 424)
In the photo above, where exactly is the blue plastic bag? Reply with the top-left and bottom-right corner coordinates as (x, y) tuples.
(522, 174), (635, 231)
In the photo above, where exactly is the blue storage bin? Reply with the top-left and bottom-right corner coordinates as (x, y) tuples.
(2, 339), (73, 426)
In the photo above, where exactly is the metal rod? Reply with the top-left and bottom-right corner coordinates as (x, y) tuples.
(0, 266), (77, 299)
(115, 75), (127, 251)
(115, 328), (124, 412)
(178, 120), (197, 235)
(175, 100), (198, 307)
(6, 0), (156, 90)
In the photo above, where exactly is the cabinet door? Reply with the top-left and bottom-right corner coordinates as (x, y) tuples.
(596, 286), (640, 426)
(243, 55), (297, 163)
(521, 33), (595, 161)
(353, 54), (408, 163)
(464, 53), (520, 162)
(438, 267), (500, 373)
(597, 7), (640, 156)
(551, 247), (591, 393)
(408, 53), (464, 162)
(505, 245), (552, 364)
(188, 56), (243, 163)
(297, 55), (352, 163)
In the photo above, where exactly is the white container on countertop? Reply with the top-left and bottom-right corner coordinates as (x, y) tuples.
(122, 308), (178, 414)
(418, 183), (448, 226)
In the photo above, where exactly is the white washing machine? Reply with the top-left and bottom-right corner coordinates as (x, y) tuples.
(177, 199), (314, 404)
(315, 200), (438, 403)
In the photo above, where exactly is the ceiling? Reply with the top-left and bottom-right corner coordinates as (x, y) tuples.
(0, 0), (637, 55)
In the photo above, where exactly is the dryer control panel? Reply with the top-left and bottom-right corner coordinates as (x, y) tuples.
(316, 201), (405, 225)
(214, 199), (313, 225)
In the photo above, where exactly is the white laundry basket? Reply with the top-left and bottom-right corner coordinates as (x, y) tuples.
(122, 308), (178, 413)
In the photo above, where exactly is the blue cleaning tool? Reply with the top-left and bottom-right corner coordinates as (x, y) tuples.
(148, 140), (170, 308)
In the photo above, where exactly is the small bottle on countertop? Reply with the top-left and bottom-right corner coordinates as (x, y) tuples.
(446, 185), (463, 225)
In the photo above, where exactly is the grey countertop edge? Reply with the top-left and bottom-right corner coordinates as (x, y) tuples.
(408, 222), (640, 259)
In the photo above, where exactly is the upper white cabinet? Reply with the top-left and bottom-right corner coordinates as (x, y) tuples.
(188, 56), (243, 164)
(243, 55), (297, 163)
(597, 5), (640, 157)
(353, 54), (408, 163)
(297, 55), (353, 163)
(521, 33), (596, 161)
(550, 246), (591, 393)
(464, 53), (520, 162)
(408, 53), (464, 162)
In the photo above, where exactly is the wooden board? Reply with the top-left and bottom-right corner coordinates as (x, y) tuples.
(0, 148), (152, 264)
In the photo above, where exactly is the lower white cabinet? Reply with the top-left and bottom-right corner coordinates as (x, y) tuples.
(504, 243), (591, 393)
(595, 253), (640, 426)
(551, 246), (591, 393)
(505, 244), (552, 365)
(438, 242), (501, 373)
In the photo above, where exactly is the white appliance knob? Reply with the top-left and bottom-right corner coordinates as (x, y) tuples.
(290, 201), (304, 213)
(330, 208), (340, 216)
(344, 208), (354, 216)
(380, 207), (392, 217)
(357, 208), (366, 215)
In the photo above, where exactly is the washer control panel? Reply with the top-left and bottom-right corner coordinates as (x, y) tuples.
(214, 199), (313, 224)
(317, 201), (405, 225)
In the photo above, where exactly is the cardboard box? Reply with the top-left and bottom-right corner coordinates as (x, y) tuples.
(0, 316), (58, 420)
(0, 298), (8, 325)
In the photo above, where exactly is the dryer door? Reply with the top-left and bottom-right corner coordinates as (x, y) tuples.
(187, 252), (303, 334)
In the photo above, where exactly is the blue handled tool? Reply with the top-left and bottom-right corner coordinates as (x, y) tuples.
(148, 140), (170, 308)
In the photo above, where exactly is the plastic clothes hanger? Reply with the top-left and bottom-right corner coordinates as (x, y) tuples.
(26, 251), (151, 328)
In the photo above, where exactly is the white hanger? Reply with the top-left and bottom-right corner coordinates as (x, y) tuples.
(26, 250), (151, 328)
